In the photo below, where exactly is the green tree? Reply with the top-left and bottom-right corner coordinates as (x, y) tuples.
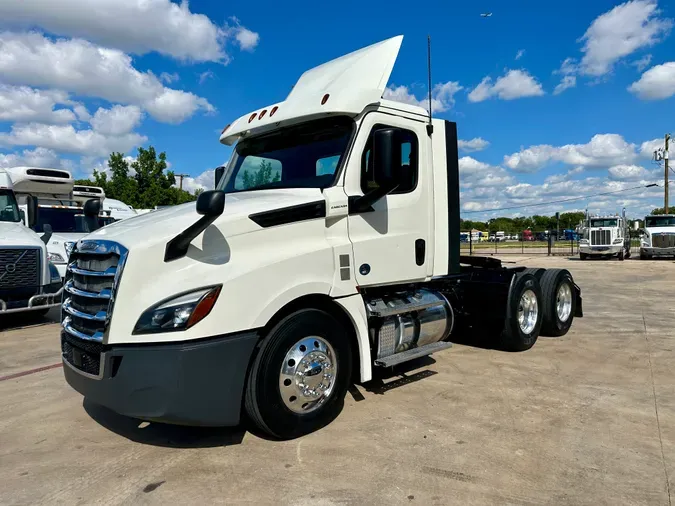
(239, 159), (281, 190)
(652, 206), (675, 215)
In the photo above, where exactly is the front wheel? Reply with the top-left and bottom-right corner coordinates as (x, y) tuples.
(618, 249), (625, 261)
(499, 273), (543, 352)
(579, 253), (588, 260)
(244, 308), (352, 440)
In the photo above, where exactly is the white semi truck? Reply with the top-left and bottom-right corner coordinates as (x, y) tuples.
(578, 210), (631, 260)
(0, 168), (63, 315)
(61, 36), (583, 439)
(640, 214), (675, 259)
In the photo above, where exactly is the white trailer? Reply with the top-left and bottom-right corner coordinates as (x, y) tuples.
(0, 169), (62, 315)
(61, 36), (583, 439)
(578, 210), (631, 260)
(640, 214), (675, 259)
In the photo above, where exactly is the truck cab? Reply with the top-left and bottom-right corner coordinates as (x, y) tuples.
(0, 168), (62, 315)
(640, 214), (675, 259)
(60, 35), (583, 439)
(579, 211), (631, 260)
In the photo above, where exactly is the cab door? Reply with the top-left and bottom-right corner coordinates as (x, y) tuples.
(343, 112), (433, 287)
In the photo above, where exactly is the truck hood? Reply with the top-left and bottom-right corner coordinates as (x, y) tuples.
(85, 188), (325, 250)
(645, 227), (675, 235)
(0, 222), (45, 247)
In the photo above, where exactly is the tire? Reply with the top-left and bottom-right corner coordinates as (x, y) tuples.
(640, 250), (650, 260)
(499, 273), (543, 352)
(522, 268), (545, 280)
(579, 253), (588, 260)
(618, 249), (624, 261)
(244, 308), (352, 440)
(625, 248), (631, 259)
(538, 269), (576, 337)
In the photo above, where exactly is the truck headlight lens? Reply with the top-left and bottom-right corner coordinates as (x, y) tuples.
(133, 285), (221, 335)
(48, 252), (65, 263)
(64, 241), (75, 258)
(579, 239), (589, 244)
(612, 238), (623, 244)
(641, 235), (651, 246)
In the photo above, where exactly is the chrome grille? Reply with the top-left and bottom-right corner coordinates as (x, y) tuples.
(652, 233), (675, 248)
(0, 248), (40, 289)
(61, 240), (128, 343)
(590, 230), (611, 245)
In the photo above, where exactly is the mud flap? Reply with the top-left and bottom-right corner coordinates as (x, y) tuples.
(574, 283), (583, 317)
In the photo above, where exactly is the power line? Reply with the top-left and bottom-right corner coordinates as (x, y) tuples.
(462, 182), (660, 214)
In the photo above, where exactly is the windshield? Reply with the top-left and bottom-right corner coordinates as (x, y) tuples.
(217, 116), (354, 193)
(645, 216), (675, 227)
(0, 189), (21, 223)
(590, 219), (617, 227)
(34, 207), (114, 233)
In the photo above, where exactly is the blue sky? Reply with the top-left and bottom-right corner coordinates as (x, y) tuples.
(0, 0), (673, 219)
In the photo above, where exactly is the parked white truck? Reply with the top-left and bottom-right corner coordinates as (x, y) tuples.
(578, 211), (631, 260)
(0, 168), (63, 315)
(640, 214), (675, 259)
(61, 36), (583, 439)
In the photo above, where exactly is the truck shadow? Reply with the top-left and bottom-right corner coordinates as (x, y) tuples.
(0, 308), (59, 330)
(83, 399), (246, 448)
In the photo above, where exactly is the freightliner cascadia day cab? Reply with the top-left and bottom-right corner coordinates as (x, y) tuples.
(0, 168), (62, 315)
(61, 36), (583, 439)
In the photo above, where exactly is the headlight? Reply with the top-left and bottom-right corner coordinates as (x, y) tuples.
(64, 241), (75, 258)
(579, 239), (589, 244)
(48, 252), (65, 263)
(48, 262), (61, 283)
(641, 235), (651, 246)
(612, 238), (623, 244)
(133, 286), (221, 335)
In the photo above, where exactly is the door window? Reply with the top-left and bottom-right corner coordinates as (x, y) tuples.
(361, 125), (418, 194)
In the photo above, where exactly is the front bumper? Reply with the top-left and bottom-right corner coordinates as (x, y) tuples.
(641, 247), (675, 257)
(579, 244), (622, 255)
(0, 282), (63, 314)
(62, 330), (259, 427)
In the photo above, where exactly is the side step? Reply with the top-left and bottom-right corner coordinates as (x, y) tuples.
(374, 341), (453, 368)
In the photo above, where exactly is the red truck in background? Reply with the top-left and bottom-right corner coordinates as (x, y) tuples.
(522, 229), (535, 241)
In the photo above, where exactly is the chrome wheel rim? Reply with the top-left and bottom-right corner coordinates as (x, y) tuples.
(556, 283), (573, 322)
(279, 336), (337, 414)
(518, 289), (538, 334)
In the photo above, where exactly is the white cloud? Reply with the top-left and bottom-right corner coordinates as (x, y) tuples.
(198, 70), (215, 85)
(234, 26), (260, 51)
(73, 104), (91, 121)
(458, 137), (490, 153)
(553, 75), (577, 95)
(0, 85), (76, 123)
(628, 61), (675, 99)
(639, 137), (664, 157)
(632, 53), (653, 71)
(90, 105), (143, 136)
(578, 0), (672, 77)
(0, 0), (259, 63)
(459, 156), (515, 189)
(0, 123), (147, 157)
(0, 147), (72, 169)
(179, 169), (215, 193)
(515, 49), (525, 60)
(159, 72), (179, 84)
(0, 32), (215, 124)
(608, 164), (652, 180)
(504, 134), (637, 172)
(384, 81), (463, 113)
(468, 70), (544, 102)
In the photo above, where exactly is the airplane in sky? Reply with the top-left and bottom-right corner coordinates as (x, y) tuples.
(480, 12), (493, 17)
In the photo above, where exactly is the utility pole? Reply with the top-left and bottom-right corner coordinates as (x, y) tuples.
(175, 173), (189, 191)
(653, 134), (671, 213)
(665, 134), (670, 214)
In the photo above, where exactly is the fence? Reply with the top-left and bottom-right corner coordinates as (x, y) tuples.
(460, 233), (642, 257)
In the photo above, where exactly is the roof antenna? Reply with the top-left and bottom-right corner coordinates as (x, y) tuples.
(426, 35), (433, 136)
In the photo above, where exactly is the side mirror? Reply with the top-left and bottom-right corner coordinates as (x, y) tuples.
(26, 195), (38, 228)
(214, 166), (225, 189)
(372, 128), (402, 185)
(83, 198), (102, 232)
(197, 190), (225, 217)
(19, 209), (26, 225)
(41, 223), (53, 245)
(83, 198), (101, 217)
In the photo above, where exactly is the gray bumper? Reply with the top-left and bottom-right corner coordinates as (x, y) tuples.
(62, 331), (259, 427)
(0, 282), (63, 314)
(641, 247), (675, 257)
(579, 244), (622, 255)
